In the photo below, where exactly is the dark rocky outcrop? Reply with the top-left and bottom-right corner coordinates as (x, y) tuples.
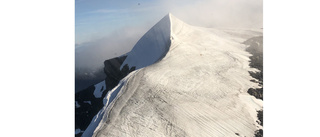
(75, 85), (98, 136)
(244, 36), (263, 137)
(104, 56), (135, 92)
(244, 36), (263, 100)
(254, 129), (263, 137)
(257, 109), (263, 126)
(247, 88), (263, 100)
(75, 55), (136, 137)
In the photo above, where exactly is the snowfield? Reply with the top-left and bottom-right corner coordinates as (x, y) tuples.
(83, 13), (263, 137)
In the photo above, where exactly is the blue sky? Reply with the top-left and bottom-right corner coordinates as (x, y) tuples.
(75, 0), (262, 45)
(75, 0), (195, 44)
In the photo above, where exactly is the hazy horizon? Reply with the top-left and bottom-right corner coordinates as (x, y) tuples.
(75, 0), (263, 91)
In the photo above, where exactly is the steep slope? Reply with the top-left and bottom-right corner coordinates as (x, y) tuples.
(81, 14), (172, 137)
(86, 13), (263, 137)
(76, 55), (137, 137)
(120, 14), (171, 70)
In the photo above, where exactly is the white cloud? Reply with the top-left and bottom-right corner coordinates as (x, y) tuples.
(168, 0), (263, 28)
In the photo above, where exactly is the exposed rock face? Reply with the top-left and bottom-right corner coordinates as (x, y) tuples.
(104, 56), (135, 92)
(75, 55), (136, 137)
(243, 36), (263, 137)
(244, 36), (263, 100)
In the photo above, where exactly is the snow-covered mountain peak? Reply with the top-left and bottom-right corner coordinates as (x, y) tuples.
(119, 13), (191, 71)
(83, 13), (263, 137)
(119, 13), (172, 70)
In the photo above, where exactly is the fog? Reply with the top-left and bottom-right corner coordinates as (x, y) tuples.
(168, 0), (263, 28)
(75, 26), (149, 69)
(75, 24), (151, 92)
(75, 0), (262, 92)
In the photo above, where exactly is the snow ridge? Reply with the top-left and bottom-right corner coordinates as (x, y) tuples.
(85, 13), (263, 137)
(120, 13), (172, 70)
(83, 14), (174, 137)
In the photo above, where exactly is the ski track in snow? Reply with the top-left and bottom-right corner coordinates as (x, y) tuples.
(84, 14), (263, 137)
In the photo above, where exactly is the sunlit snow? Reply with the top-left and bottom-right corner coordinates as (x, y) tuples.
(83, 13), (262, 137)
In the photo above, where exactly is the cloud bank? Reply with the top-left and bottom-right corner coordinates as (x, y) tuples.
(164, 0), (263, 28)
(75, 0), (262, 90)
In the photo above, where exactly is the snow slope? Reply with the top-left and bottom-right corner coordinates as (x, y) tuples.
(120, 14), (171, 70)
(86, 13), (263, 137)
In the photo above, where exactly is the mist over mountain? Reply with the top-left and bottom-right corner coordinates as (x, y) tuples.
(76, 13), (263, 137)
(75, 26), (148, 92)
(75, 0), (262, 94)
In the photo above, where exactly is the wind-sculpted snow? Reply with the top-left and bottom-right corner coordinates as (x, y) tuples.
(88, 14), (263, 137)
(120, 14), (171, 70)
(82, 71), (139, 137)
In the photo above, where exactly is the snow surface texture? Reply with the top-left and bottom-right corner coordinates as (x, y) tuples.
(85, 13), (263, 137)
(82, 72), (138, 137)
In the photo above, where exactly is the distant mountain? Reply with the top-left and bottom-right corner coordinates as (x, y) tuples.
(75, 67), (106, 93)
(77, 13), (263, 137)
